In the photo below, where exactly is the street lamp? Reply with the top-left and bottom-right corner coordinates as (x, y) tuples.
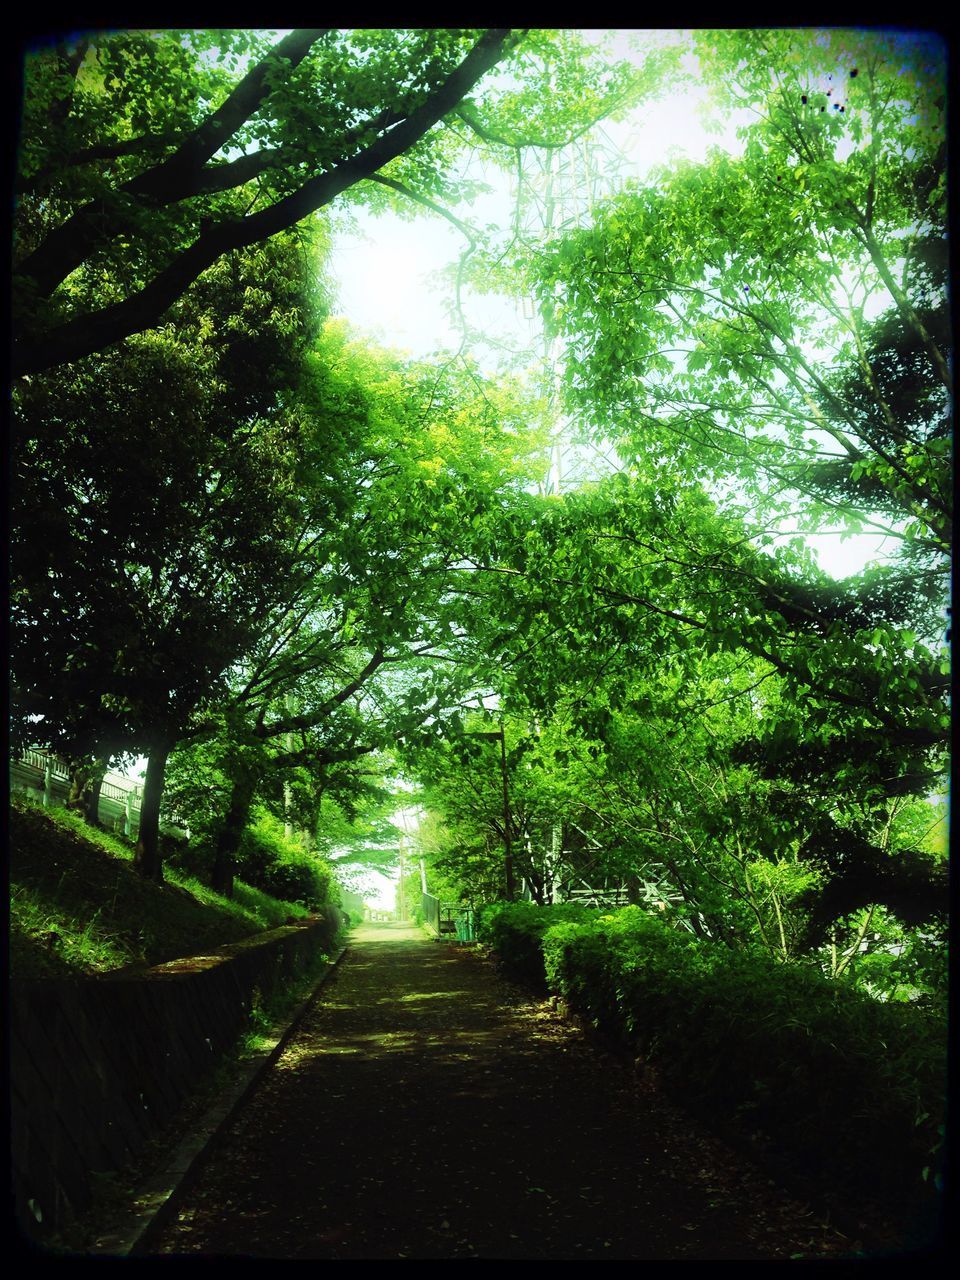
(473, 719), (516, 901)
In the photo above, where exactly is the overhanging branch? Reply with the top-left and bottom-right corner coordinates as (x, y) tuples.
(15, 29), (330, 299)
(14, 28), (515, 375)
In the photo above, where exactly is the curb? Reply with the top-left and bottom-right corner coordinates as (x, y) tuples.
(89, 944), (350, 1257)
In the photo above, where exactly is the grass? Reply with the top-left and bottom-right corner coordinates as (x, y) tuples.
(9, 791), (353, 1252)
(9, 793), (311, 981)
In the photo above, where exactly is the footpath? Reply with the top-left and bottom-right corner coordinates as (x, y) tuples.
(145, 922), (861, 1260)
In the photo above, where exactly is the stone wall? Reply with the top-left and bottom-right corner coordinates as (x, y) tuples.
(11, 911), (341, 1243)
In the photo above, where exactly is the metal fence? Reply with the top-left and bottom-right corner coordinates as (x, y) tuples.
(562, 886), (632, 909)
(422, 892), (475, 942)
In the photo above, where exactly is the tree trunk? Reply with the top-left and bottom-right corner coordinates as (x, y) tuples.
(211, 770), (256, 898)
(66, 755), (107, 826)
(83, 767), (106, 827)
(66, 758), (93, 814)
(133, 744), (171, 882)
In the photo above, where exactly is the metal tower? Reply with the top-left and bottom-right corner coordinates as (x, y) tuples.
(509, 124), (632, 496)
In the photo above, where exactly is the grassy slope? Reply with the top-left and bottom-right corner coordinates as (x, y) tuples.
(9, 797), (309, 981)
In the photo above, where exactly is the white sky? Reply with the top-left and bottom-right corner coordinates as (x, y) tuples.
(111, 30), (939, 921)
(120, 32), (907, 799)
(329, 30), (893, 580)
(331, 36), (735, 360)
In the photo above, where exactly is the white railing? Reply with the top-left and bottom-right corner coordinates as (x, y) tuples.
(100, 777), (139, 804)
(19, 748), (70, 779)
(10, 749), (186, 836)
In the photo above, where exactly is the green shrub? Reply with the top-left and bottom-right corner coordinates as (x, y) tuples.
(164, 836), (215, 880)
(543, 906), (704, 1044)
(516, 904), (946, 1209)
(476, 900), (600, 990)
(235, 812), (336, 911)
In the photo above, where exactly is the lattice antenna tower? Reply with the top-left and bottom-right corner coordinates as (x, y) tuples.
(512, 123), (631, 497)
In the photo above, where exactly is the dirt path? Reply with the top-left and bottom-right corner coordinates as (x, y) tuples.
(149, 923), (859, 1260)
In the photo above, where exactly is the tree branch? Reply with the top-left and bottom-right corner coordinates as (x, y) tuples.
(366, 174), (478, 244)
(17, 132), (181, 194)
(454, 100), (621, 152)
(15, 29), (329, 298)
(257, 647), (387, 738)
(14, 29), (515, 375)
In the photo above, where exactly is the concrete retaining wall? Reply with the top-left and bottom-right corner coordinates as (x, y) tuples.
(11, 911), (341, 1243)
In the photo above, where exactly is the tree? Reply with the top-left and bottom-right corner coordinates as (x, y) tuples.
(531, 29), (949, 567)
(13, 28), (667, 375)
(423, 456), (948, 959)
(12, 26), (946, 995)
(452, 473), (948, 756)
(159, 321), (551, 894)
(11, 228), (322, 876)
(482, 29), (951, 932)
(11, 25), (678, 877)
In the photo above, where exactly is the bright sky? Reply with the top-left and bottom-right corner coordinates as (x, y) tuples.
(342, 807), (423, 911)
(329, 30), (893, 580)
(331, 34), (735, 360)
(119, 32), (900, 795)
(357, 869), (397, 913)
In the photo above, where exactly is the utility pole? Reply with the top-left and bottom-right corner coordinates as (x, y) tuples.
(498, 720), (516, 900)
(472, 723), (516, 899)
(398, 832), (406, 921)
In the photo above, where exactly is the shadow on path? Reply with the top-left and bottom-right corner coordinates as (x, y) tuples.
(150, 923), (853, 1260)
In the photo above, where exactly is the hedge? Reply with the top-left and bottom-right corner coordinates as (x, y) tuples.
(476, 900), (601, 991)
(490, 904), (947, 1212)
